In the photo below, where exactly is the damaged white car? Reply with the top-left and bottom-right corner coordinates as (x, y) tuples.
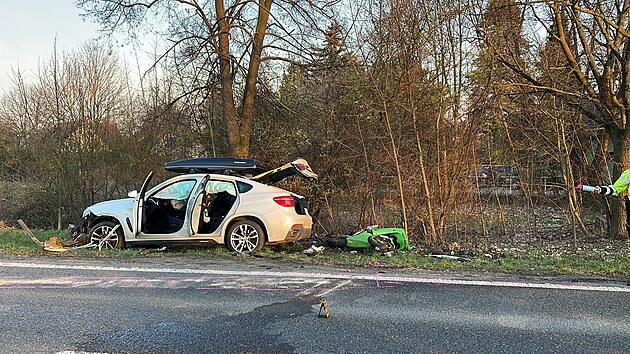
(80, 158), (317, 253)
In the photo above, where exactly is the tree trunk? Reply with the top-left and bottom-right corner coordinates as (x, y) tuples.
(215, 0), (241, 157)
(610, 127), (630, 238)
(238, 0), (273, 158)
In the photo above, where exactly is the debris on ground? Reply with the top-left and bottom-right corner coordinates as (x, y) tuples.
(303, 245), (324, 256)
(318, 299), (330, 318)
(17, 219), (92, 252)
(447, 242), (461, 253)
(424, 242), (476, 262)
(429, 254), (473, 262)
(42, 236), (68, 252)
(138, 246), (168, 255)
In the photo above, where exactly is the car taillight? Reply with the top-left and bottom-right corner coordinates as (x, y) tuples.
(273, 196), (295, 207)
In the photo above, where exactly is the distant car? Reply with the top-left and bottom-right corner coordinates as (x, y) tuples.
(80, 158), (317, 253)
(470, 164), (519, 187)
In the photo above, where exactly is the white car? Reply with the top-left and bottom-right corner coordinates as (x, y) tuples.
(81, 158), (317, 253)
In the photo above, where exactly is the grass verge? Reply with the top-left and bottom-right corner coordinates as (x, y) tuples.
(1, 226), (629, 278)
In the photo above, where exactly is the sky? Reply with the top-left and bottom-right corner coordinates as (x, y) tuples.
(0, 0), (101, 92)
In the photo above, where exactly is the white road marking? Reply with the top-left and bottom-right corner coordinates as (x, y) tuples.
(0, 261), (629, 293)
(317, 279), (352, 297)
(299, 279), (330, 296)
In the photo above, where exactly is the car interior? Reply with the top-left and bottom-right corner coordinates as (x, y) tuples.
(144, 197), (188, 234)
(198, 191), (236, 233)
(191, 180), (238, 235)
(143, 179), (196, 234)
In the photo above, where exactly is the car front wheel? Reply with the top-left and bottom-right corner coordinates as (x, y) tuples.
(89, 221), (125, 250)
(226, 219), (265, 253)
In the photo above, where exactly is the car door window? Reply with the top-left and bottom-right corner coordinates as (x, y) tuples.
(205, 180), (236, 196)
(153, 180), (197, 200)
(143, 179), (197, 234)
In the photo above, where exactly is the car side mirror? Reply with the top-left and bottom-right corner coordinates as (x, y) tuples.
(128, 190), (138, 198)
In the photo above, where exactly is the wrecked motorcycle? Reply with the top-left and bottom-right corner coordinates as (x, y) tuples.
(325, 225), (411, 251)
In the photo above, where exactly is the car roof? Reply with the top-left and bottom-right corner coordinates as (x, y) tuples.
(157, 172), (289, 196)
(165, 172), (256, 183)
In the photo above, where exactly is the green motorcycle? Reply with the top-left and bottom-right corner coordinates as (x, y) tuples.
(325, 225), (411, 251)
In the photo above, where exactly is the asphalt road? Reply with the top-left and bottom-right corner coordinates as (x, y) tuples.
(1, 254), (630, 354)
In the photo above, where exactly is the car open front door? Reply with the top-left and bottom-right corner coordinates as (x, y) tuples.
(132, 171), (154, 236)
(252, 158), (318, 184)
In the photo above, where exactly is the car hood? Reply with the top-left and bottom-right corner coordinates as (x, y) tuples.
(85, 197), (134, 214)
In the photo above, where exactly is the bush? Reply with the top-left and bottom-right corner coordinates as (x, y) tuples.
(0, 181), (59, 228)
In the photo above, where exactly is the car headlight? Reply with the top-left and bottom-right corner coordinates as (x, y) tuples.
(82, 208), (92, 219)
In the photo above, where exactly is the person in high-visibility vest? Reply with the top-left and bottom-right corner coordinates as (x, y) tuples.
(592, 169), (630, 196)
(578, 169), (630, 235)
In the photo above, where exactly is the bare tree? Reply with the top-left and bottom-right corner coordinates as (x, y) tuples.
(77, 0), (338, 158)
(0, 42), (131, 227)
(473, 0), (630, 237)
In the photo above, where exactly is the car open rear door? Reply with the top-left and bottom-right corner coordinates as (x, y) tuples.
(132, 171), (154, 236)
(252, 158), (318, 184)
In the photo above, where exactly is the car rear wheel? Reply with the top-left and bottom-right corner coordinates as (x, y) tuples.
(226, 219), (265, 253)
(89, 221), (125, 250)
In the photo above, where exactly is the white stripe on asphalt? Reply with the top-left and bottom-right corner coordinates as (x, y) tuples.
(299, 279), (330, 296)
(0, 261), (629, 293)
(318, 279), (352, 296)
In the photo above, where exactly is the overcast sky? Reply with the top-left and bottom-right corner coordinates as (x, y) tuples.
(0, 0), (101, 92)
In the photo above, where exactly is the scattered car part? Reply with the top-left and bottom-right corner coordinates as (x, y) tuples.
(303, 245), (325, 256)
(18, 219), (85, 252)
(429, 254), (473, 262)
